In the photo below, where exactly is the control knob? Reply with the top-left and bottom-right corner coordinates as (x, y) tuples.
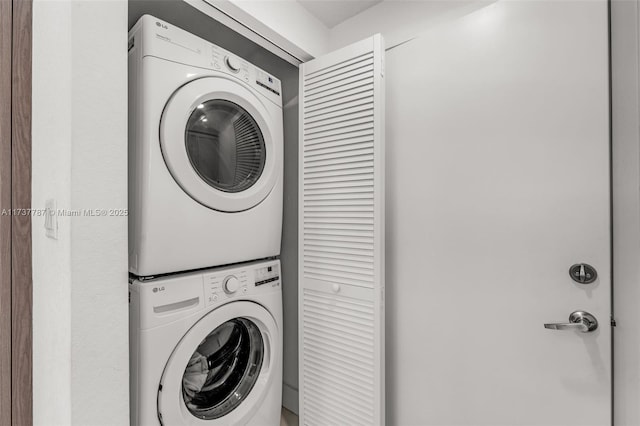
(225, 55), (241, 73)
(223, 275), (240, 294)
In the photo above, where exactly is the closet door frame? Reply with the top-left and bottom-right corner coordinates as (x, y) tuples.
(1, 0), (33, 424)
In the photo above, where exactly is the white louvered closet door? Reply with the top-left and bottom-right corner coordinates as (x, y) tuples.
(299, 35), (385, 426)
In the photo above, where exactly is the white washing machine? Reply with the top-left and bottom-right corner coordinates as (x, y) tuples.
(129, 259), (283, 426)
(128, 15), (284, 276)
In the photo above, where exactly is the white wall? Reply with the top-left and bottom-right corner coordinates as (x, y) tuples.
(32, 1), (73, 423)
(611, 1), (640, 425)
(32, 0), (129, 424)
(329, 0), (495, 51)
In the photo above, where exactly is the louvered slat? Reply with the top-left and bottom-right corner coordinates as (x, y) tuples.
(306, 94), (374, 117)
(305, 77), (375, 104)
(305, 86), (374, 111)
(301, 288), (377, 425)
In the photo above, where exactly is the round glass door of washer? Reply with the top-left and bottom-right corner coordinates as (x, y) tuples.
(157, 301), (279, 425)
(182, 318), (264, 419)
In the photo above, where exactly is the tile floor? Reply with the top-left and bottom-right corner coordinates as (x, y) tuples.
(280, 407), (299, 426)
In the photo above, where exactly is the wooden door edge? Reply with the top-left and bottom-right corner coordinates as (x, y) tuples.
(0, 0), (13, 422)
(11, 0), (32, 424)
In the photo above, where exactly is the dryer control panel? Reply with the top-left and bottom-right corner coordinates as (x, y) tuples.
(130, 15), (282, 106)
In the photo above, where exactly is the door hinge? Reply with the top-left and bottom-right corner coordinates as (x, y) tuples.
(611, 317), (617, 327)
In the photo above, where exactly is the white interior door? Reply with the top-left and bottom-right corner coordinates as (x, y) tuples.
(385, 1), (610, 425)
(298, 35), (385, 425)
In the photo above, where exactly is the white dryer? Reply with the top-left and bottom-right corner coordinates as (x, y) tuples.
(128, 15), (284, 276)
(129, 259), (283, 426)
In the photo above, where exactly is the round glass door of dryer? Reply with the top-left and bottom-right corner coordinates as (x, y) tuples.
(160, 76), (281, 213)
(185, 100), (266, 195)
(182, 318), (264, 419)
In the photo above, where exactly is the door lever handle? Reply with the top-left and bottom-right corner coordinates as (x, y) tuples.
(544, 311), (598, 333)
(544, 322), (589, 332)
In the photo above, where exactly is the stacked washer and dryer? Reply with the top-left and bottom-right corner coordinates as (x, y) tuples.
(128, 15), (284, 426)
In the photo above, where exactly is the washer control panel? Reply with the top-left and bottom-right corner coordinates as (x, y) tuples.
(254, 263), (280, 287)
(202, 260), (280, 306)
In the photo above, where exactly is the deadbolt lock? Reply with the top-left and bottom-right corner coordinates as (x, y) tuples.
(569, 263), (597, 284)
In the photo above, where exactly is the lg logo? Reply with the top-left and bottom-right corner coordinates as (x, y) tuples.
(156, 21), (168, 29)
(152, 286), (165, 293)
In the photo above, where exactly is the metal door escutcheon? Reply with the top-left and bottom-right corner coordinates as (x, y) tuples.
(569, 263), (597, 284)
